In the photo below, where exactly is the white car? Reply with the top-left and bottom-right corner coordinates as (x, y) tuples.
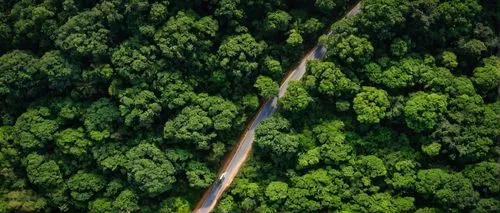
(217, 172), (227, 184)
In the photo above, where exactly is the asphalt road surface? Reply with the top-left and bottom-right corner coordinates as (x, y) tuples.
(193, 3), (362, 212)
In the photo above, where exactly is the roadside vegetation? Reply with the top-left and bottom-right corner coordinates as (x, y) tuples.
(0, 0), (354, 212)
(218, 0), (500, 212)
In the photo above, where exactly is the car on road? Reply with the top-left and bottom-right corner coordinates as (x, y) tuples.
(216, 172), (226, 185)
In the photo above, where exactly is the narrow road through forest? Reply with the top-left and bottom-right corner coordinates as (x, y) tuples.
(193, 3), (362, 212)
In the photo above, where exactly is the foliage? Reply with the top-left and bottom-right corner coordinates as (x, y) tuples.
(0, 0), (498, 212)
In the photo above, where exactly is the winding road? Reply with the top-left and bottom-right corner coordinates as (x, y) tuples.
(193, 3), (362, 212)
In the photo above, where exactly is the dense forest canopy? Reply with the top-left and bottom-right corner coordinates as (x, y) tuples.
(0, 0), (354, 212)
(216, 0), (500, 212)
(0, 0), (499, 212)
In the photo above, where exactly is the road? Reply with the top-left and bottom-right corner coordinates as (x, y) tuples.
(193, 3), (362, 212)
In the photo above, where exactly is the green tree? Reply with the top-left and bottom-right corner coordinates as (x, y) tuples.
(471, 56), (500, 94)
(67, 172), (106, 201)
(118, 87), (162, 130)
(55, 128), (93, 156)
(154, 11), (218, 63)
(83, 98), (121, 141)
(0, 50), (40, 103)
(356, 0), (407, 41)
(353, 86), (390, 124)
(263, 10), (291, 32)
(439, 51), (458, 70)
(307, 60), (358, 96)
(13, 107), (59, 150)
(265, 181), (288, 202)
(254, 75), (279, 98)
(217, 33), (266, 84)
(89, 198), (113, 213)
(37, 50), (77, 92)
(255, 116), (299, 160)
(324, 34), (374, 65)
(404, 92), (448, 132)
(315, 0), (336, 14)
(55, 10), (111, 59)
(279, 81), (312, 112)
(152, 72), (195, 110)
(159, 197), (191, 213)
(186, 161), (215, 188)
(124, 143), (176, 196)
(112, 189), (139, 212)
(111, 39), (160, 84)
(286, 29), (303, 47)
(25, 153), (63, 187)
(3, 190), (47, 212)
(463, 161), (500, 194)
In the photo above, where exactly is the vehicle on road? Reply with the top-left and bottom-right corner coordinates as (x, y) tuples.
(216, 172), (226, 185)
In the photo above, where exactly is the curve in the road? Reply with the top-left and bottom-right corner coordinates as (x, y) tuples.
(193, 3), (362, 212)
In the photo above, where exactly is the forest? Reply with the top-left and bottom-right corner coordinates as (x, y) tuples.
(217, 0), (500, 212)
(0, 0), (498, 212)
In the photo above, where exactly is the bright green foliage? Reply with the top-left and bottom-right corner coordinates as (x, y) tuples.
(279, 81), (312, 112)
(55, 128), (93, 156)
(390, 38), (412, 57)
(13, 107), (58, 150)
(473, 198), (500, 213)
(112, 190), (139, 212)
(439, 51), (458, 69)
(83, 98), (121, 141)
(0, 50), (39, 102)
(0, 0), (498, 211)
(264, 10), (292, 32)
(218, 0), (500, 212)
(164, 94), (238, 149)
(311, 120), (353, 165)
(307, 60), (358, 96)
(214, 0), (244, 20)
(67, 172), (106, 201)
(286, 29), (303, 47)
(255, 116), (298, 159)
(186, 161), (215, 188)
(159, 197), (191, 213)
(430, 0), (481, 42)
(3, 190), (47, 212)
(111, 40), (160, 84)
(416, 169), (479, 209)
(421, 142), (441, 156)
(55, 10), (110, 58)
(118, 87), (162, 129)
(471, 56), (500, 93)
(265, 181), (288, 202)
(154, 11), (218, 61)
(164, 106), (215, 149)
(353, 86), (390, 124)
(356, 155), (387, 178)
(264, 57), (283, 77)
(217, 33), (266, 82)
(153, 72), (195, 110)
(324, 34), (374, 64)
(356, 0), (407, 41)
(89, 198), (113, 213)
(463, 161), (500, 193)
(124, 143), (176, 196)
(286, 169), (345, 211)
(25, 153), (63, 187)
(254, 75), (279, 98)
(404, 92), (448, 132)
(347, 193), (415, 213)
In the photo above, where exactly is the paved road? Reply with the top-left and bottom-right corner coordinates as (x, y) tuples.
(193, 3), (362, 212)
